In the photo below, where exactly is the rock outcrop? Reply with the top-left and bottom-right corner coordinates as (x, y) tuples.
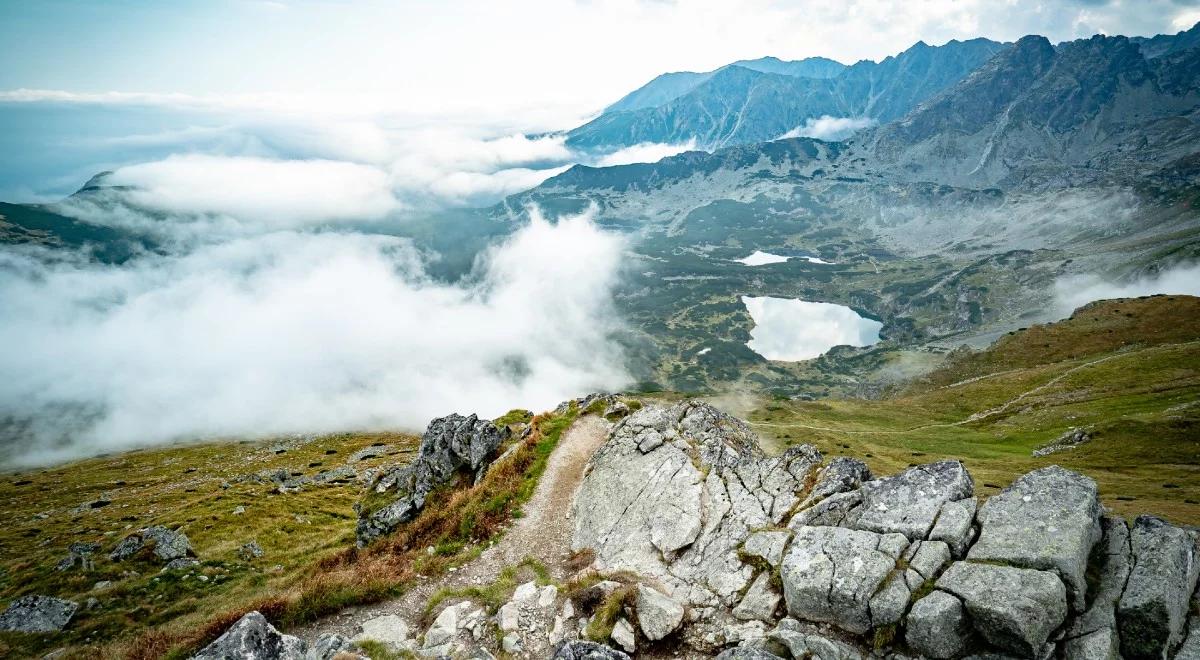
(192, 611), (363, 660)
(355, 413), (507, 546)
(109, 526), (194, 564)
(566, 402), (1200, 659)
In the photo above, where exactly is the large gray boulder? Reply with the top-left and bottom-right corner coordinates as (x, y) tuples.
(936, 561), (1067, 656)
(635, 584), (684, 640)
(191, 611), (306, 660)
(928, 497), (977, 557)
(853, 460), (974, 539)
(110, 525), (194, 563)
(0, 595), (78, 633)
(1117, 515), (1200, 659)
(779, 525), (909, 634)
(905, 590), (969, 659)
(572, 402), (821, 606)
(356, 413), (507, 546)
(968, 466), (1102, 611)
(732, 572), (782, 622)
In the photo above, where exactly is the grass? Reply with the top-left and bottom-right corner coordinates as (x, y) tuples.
(746, 295), (1200, 525)
(0, 405), (580, 659)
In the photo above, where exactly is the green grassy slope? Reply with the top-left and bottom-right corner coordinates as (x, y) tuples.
(745, 295), (1200, 525)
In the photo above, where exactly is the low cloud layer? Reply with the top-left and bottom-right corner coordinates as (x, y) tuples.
(1054, 263), (1200, 315)
(780, 115), (875, 141)
(742, 296), (882, 361)
(595, 140), (698, 167)
(0, 208), (630, 467)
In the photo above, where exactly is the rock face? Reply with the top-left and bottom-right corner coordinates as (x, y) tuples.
(552, 640), (631, 659)
(779, 526), (907, 634)
(572, 402), (821, 606)
(636, 585), (684, 640)
(0, 595), (78, 633)
(192, 611), (306, 660)
(1118, 515), (1200, 659)
(968, 465), (1102, 611)
(565, 402), (1200, 659)
(936, 561), (1068, 656)
(355, 413), (507, 546)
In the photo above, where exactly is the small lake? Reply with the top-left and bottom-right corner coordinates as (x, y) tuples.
(735, 251), (835, 266)
(742, 296), (882, 361)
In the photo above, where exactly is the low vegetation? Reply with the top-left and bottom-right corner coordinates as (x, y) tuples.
(0, 405), (579, 659)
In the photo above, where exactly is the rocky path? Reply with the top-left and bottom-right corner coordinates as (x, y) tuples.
(290, 414), (611, 644)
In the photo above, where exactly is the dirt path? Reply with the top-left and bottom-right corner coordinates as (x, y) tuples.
(292, 415), (611, 643)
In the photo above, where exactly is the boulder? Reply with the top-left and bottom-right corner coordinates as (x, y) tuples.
(732, 572), (781, 622)
(307, 633), (364, 660)
(572, 402), (821, 606)
(56, 541), (101, 572)
(853, 460), (973, 540)
(611, 617), (636, 653)
(110, 525), (194, 563)
(905, 590), (969, 659)
(928, 497), (977, 558)
(353, 614), (410, 647)
(0, 595), (78, 633)
(936, 561), (1067, 656)
(192, 611), (306, 660)
(788, 491), (863, 529)
(550, 640), (631, 659)
(868, 571), (910, 627)
(635, 584), (684, 640)
(356, 413), (507, 546)
(238, 540), (265, 561)
(968, 466), (1102, 611)
(779, 525), (908, 634)
(1117, 515), (1200, 659)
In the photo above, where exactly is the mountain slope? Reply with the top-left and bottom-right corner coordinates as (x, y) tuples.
(569, 38), (1006, 149)
(869, 32), (1200, 188)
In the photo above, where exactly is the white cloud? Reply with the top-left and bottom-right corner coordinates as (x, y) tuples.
(1054, 263), (1200, 316)
(594, 140), (699, 167)
(0, 207), (630, 466)
(105, 154), (400, 226)
(780, 116), (876, 141)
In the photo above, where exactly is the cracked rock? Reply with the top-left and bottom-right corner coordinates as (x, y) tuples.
(854, 460), (973, 540)
(936, 561), (1067, 656)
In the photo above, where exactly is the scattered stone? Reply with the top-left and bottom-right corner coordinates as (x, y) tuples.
(348, 446), (393, 463)
(1117, 515), (1200, 659)
(0, 595), (78, 633)
(905, 591), (969, 659)
(779, 525), (908, 634)
(854, 460), (973, 540)
(610, 617), (636, 653)
(715, 647), (784, 659)
(232, 506), (245, 515)
(238, 540), (265, 560)
(192, 611), (306, 660)
(110, 525), (194, 563)
(551, 640), (630, 659)
(968, 465), (1102, 611)
(308, 632), (363, 660)
(502, 632), (523, 654)
(636, 584), (685, 639)
(936, 561), (1067, 656)
(765, 619), (862, 660)
(356, 414), (507, 546)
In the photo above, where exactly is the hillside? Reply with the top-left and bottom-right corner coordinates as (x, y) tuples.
(744, 295), (1200, 524)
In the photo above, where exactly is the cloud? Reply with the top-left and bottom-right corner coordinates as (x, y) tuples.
(1053, 262), (1200, 315)
(594, 140), (699, 167)
(104, 154), (401, 226)
(779, 116), (875, 141)
(742, 295), (882, 361)
(0, 207), (630, 466)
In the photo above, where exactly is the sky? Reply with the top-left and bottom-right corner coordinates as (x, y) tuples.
(2, 0), (1199, 116)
